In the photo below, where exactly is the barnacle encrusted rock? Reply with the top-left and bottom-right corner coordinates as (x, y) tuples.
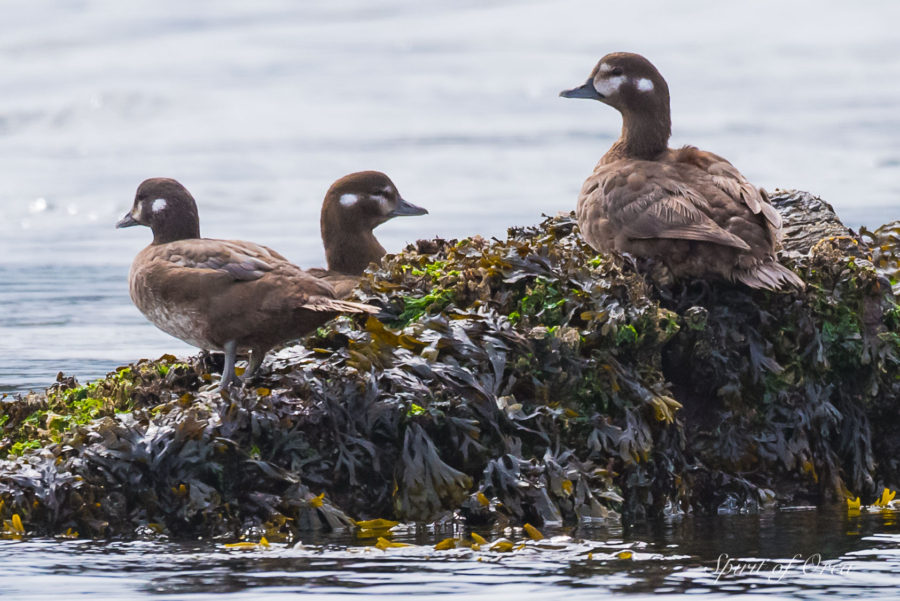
(1, 189), (898, 539)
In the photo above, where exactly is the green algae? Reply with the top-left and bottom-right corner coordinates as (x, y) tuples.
(0, 357), (197, 459)
(0, 191), (898, 540)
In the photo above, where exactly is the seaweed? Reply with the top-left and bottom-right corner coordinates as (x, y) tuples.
(1, 189), (898, 539)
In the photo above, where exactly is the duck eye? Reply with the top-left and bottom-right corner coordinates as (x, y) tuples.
(610, 67), (624, 76)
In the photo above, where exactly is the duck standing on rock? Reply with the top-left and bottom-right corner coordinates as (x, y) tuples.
(116, 178), (379, 389)
(560, 52), (804, 291)
(310, 171), (428, 297)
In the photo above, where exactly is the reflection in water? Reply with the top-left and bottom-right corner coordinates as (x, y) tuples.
(0, 508), (898, 599)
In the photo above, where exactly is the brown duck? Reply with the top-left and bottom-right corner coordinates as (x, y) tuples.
(310, 171), (428, 297)
(116, 177), (378, 388)
(560, 52), (804, 290)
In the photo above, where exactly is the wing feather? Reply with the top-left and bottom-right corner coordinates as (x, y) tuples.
(301, 297), (379, 314)
(161, 239), (282, 281)
(685, 149), (781, 229)
(579, 161), (751, 251)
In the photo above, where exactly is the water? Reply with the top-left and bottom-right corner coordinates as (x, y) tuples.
(1, 507), (899, 599)
(1, 0), (900, 394)
(1, 3), (900, 596)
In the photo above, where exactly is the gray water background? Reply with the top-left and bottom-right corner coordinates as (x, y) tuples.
(0, 1), (899, 391)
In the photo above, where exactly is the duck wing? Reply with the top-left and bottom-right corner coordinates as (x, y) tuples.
(161, 238), (286, 281)
(134, 239), (376, 325)
(299, 295), (379, 314)
(581, 160), (751, 250)
(675, 147), (782, 231)
(166, 239), (375, 313)
(136, 238), (342, 303)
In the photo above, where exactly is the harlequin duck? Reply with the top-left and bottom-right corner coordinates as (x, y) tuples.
(116, 177), (378, 388)
(560, 52), (804, 290)
(310, 171), (428, 297)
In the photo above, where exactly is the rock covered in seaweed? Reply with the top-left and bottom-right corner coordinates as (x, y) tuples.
(861, 218), (900, 296)
(1, 190), (899, 539)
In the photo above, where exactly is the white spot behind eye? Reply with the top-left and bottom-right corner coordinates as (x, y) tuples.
(339, 193), (358, 207)
(152, 198), (167, 213)
(636, 78), (654, 92)
(594, 75), (626, 97)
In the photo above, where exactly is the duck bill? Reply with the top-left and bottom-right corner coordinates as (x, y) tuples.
(388, 197), (428, 218)
(116, 212), (139, 228)
(559, 79), (604, 100)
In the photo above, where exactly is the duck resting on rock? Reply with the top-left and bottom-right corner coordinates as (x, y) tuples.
(309, 170), (428, 298)
(560, 52), (804, 291)
(116, 177), (379, 389)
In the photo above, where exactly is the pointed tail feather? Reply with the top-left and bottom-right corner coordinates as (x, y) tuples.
(734, 261), (805, 291)
(302, 297), (380, 314)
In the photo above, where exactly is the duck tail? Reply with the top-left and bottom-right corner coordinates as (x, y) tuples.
(303, 297), (380, 314)
(734, 261), (805, 292)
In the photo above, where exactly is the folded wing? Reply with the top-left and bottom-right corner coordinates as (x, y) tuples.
(582, 161), (752, 250)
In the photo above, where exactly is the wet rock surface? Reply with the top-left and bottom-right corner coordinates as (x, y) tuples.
(769, 189), (855, 254)
(1, 191), (899, 540)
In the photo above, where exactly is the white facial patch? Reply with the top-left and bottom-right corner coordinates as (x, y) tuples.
(339, 193), (358, 207)
(635, 78), (654, 92)
(132, 201), (143, 219)
(152, 198), (167, 213)
(594, 75), (626, 97)
(598, 63), (612, 73)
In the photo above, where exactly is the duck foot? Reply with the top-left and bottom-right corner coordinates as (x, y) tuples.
(218, 340), (240, 391)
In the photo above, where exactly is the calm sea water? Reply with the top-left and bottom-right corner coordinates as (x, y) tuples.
(1, 0), (899, 394)
(1, 507), (899, 600)
(1, 3), (900, 597)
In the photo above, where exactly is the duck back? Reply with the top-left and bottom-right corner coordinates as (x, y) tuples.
(577, 148), (801, 289)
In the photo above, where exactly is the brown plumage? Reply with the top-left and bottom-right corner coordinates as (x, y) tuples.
(560, 52), (804, 291)
(116, 177), (378, 388)
(309, 171), (427, 297)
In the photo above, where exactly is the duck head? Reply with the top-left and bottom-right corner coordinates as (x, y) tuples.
(560, 52), (671, 159)
(116, 178), (201, 244)
(322, 171), (427, 230)
(321, 171), (427, 274)
(560, 52), (669, 111)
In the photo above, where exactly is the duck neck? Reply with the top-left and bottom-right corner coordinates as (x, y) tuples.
(605, 108), (671, 162)
(322, 222), (386, 275)
(152, 218), (200, 245)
